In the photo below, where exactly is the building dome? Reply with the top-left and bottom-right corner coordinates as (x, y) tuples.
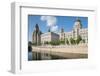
(73, 18), (82, 29)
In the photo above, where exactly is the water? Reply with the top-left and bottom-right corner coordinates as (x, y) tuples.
(28, 51), (33, 60)
(28, 51), (66, 61)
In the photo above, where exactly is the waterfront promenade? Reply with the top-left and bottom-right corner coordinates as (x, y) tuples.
(32, 44), (88, 59)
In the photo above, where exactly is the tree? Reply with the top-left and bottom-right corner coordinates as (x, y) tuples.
(32, 42), (37, 46)
(82, 39), (85, 43)
(76, 35), (82, 44)
(44, 41), (49, 45)
(49, 40), (60, 45)
(28, 41), (32, 46)
(66, 38), (69, 45)
(60, 40), (65, 44)
(60, 38), (65, 45)
(69, 38), (76, 45)
(28, 41), (32, 52)
(70, 38), (73, 44)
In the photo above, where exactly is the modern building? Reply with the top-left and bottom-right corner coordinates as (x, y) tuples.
(41, 32), (59, 44)
(32, 24), (42, 45)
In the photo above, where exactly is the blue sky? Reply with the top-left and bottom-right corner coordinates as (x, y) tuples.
(28, 15), (88, 41)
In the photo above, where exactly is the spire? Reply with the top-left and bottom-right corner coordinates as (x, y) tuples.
(61, 28), (64, 33)
(35, 24), (39, 32)
(35, 24), (39, 29)
(48, 28), (51, 32)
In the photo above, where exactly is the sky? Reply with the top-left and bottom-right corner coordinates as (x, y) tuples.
(28, 15), (88, 41)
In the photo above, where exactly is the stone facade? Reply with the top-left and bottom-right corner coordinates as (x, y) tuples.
(41, 32), (59, 44)
(32, 24), (42, 45)
(60, 18), (88, 43)
(32, 18), (88, 45)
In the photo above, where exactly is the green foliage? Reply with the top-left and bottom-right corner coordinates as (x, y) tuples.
(32, 42), (37, 46)
(41, 35), (85, 46)
(70, 38), (76, 45)
(28, 41), (32, 46)
(49, 40), (60, 45)
(82, 39), (85, 43)
(44, 41), (49, 44)
(76, 35), (82, 44)
(66, 38), (69, 45)
(32, 42), (41, 46)
(60, 40), (65, 44)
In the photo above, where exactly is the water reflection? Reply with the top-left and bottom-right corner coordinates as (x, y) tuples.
(28, 51), (66, 61)
(28, 45), (66, 61)
(28, 52), (33, 60)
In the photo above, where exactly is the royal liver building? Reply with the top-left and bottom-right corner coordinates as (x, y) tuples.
(60, 18), (88, 43)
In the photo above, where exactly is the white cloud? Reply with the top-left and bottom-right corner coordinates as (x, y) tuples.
(51, 25), (58, 32)
(40, 16), (47, 21)
(41, 16), (57, 27)
(40, 16), (58, 32)
(46, 16), (56, 27)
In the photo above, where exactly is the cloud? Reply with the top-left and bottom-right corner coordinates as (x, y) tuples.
(41, 16), (57, 27)
(40, 16), (58, 32)
(51, 25), (58, 32)
(40, 16), (47, 21)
